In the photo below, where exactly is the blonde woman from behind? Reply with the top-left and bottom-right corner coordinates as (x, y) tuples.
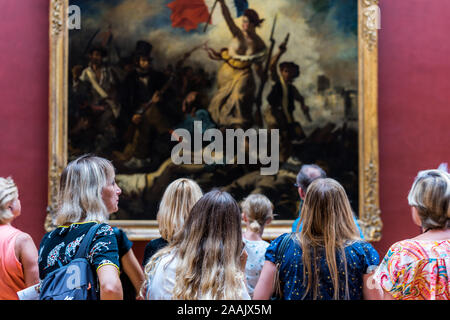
(0, 177), (39, 300)
(241, 194), (274, 298)
(141, 178), (203, 267)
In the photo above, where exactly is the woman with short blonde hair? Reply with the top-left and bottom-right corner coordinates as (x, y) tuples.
(55, 155), (115, 226)
(372, 169), (450, 300)
(0, 177), (40, 299)
(0, 177), (18, 224)
(38, 155), (124, 300)
(407, 169), (450, 230)
(142, 178), (203, 267)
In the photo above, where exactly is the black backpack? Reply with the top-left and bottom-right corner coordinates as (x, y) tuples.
(39, 224), (101, 300)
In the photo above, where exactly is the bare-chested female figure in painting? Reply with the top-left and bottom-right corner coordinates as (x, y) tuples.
(204, 0), (266, 130)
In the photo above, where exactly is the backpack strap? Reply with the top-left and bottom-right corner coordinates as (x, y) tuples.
(74, 223), (102, 259)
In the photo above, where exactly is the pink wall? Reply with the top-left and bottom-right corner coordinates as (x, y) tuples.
(376, 0), (450, 255)
(0, 0), (448, 262)
(0, 0), (49, 246)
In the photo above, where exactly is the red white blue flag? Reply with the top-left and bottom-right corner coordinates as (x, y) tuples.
(167, 0), (249, 32)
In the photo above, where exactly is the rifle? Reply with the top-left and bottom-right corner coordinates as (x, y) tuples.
(136, 73), (174, 117)
(137, 43), (203, 116)
(204, 0), (219, 32)
(255, 14), (277, 127)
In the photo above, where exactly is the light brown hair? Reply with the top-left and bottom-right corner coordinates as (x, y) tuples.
(143, 190), (246, 300)
(298, 178), (360, 299)
(241, 194), (274, 234)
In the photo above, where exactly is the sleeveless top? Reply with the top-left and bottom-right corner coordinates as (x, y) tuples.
(0, 224), (26, 300)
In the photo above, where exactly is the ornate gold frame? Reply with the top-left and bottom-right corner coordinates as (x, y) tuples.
(47, 0), (382, 241)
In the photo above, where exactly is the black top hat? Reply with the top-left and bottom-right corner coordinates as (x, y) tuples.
(135, 40), (152, 57)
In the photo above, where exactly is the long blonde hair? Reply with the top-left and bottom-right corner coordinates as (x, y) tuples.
(298, 178), (360, 300)
(55, 154), (115, 225)
(241, 194), (274, 234)
(0, 177), (18, 224)
(143, 190), (245, 300)
(157, 178), (203, 242)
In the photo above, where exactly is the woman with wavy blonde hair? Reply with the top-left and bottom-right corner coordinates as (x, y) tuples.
(142, 178), (203, 266)
(38, 155), (125, 300)
(254, 178), (379, 300)
(142, 190), (250, 300)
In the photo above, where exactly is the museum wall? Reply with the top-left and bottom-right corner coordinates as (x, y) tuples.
(0, 0), (449, 263)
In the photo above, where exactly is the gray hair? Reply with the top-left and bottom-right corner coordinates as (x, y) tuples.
(407, 169), (450, 230)
(0, 177), (18, 224)
(296, 164), (327, 191)
(55, 154), (115, 226)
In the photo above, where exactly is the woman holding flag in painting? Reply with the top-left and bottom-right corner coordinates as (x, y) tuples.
(167, 0), (266, 129)
(203, 0), (267, 130)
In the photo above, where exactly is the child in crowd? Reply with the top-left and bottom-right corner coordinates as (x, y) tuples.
(241, 194), (274, 298)
(0, 177), (39, 300)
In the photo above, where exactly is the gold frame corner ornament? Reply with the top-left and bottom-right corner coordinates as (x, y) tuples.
(47, 0), (381, 241)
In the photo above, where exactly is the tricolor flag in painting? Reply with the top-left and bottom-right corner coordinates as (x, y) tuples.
(167, 0), (249, 32)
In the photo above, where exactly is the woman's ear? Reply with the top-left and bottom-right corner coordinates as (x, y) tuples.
(411, 206), (422, 227)
(265, 217), (273, 226)
(299, 187), (306, 200)
(241, 212), (248, 222)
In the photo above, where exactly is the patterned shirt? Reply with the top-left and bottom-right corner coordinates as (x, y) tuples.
(373, 239), (450, 300)
(38, 221), (120, 280)
(243, 238), (270, 298)
(265, 233), (380, 300)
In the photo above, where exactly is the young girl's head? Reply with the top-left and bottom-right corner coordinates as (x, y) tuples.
(0, 177), (20, 224)
(241, 194), (274, 234)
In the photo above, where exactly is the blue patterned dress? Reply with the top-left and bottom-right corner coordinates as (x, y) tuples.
(265, 233), (380, 300)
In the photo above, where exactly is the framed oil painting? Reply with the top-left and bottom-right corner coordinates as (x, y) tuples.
(47, 0), (382, 241)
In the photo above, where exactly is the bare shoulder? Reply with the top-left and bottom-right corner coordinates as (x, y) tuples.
(15, 232), (37, 254)
(15, 231), (33, 245)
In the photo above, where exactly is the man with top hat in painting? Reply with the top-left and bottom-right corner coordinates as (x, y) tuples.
(115, 40), (173, 171)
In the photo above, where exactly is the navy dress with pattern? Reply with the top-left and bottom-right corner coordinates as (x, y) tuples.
(265, 233), (380, 300)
